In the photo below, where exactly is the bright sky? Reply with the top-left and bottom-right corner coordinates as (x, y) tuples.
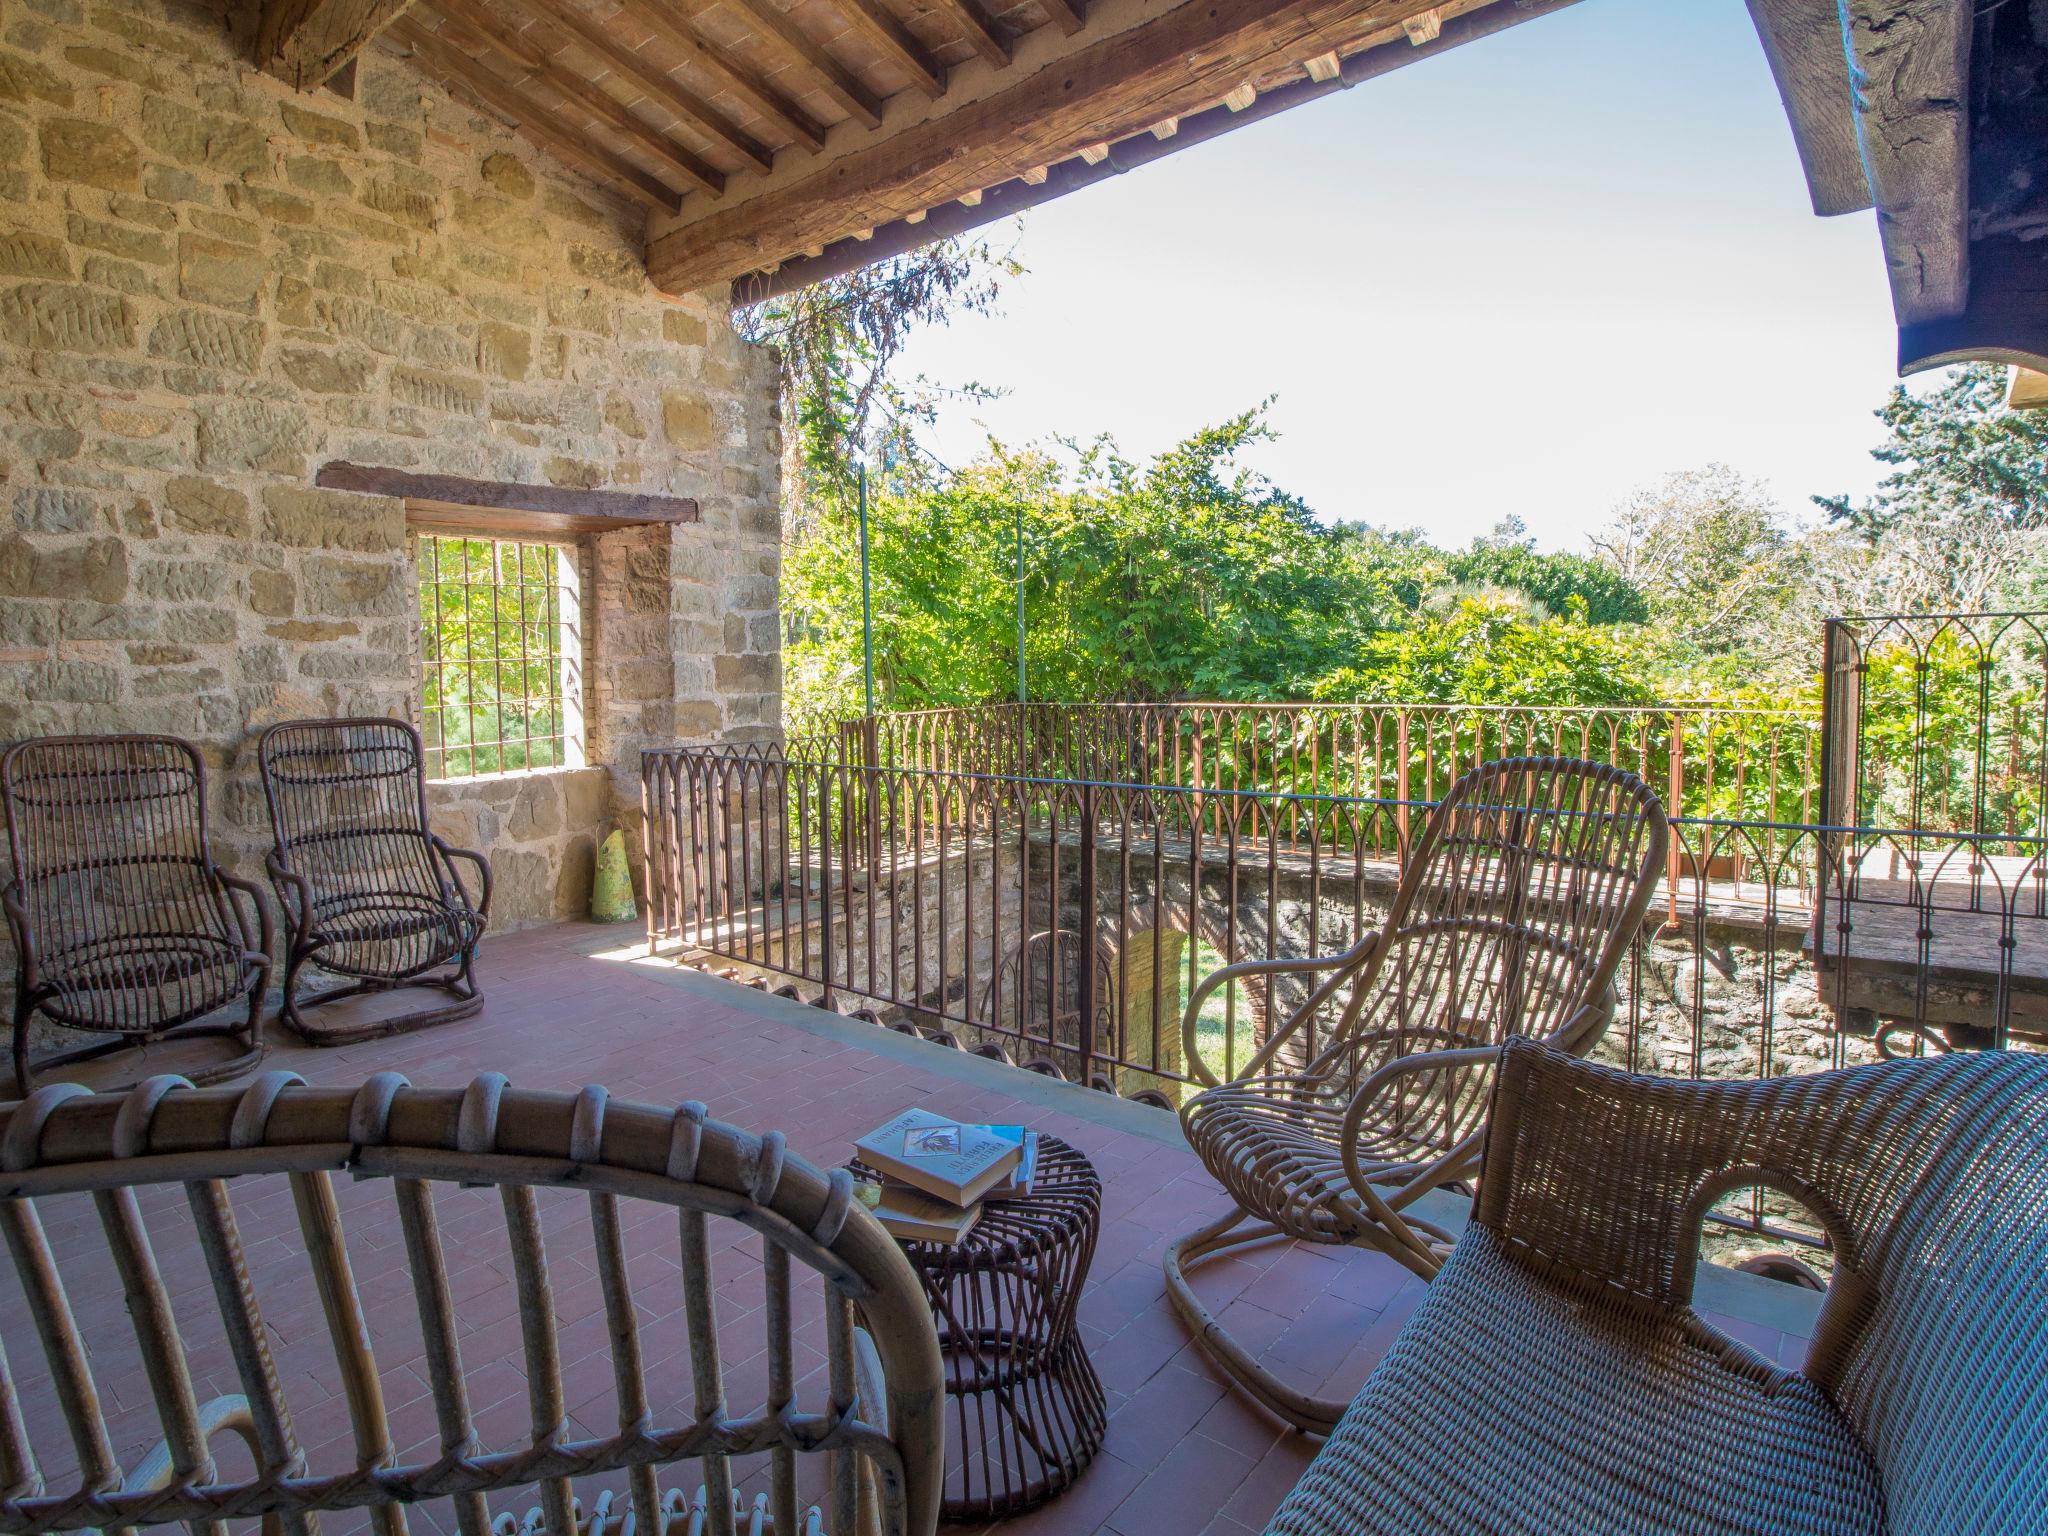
(890, 0), (1906, 553)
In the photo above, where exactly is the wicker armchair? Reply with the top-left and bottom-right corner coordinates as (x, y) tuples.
(1263, 1038), (2048, 1535)
(259, 717), (490, 1045)
(0, 1070), (946, 1536)
(1, 735), (269, 1097)
(1166, 757), (1668, 1433)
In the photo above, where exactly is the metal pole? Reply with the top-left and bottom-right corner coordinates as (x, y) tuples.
(1015, 502), (1026, 705)
(858, 461), (875, 718)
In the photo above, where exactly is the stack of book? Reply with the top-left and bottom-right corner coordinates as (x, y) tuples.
(853, 1106), (1040, 1245)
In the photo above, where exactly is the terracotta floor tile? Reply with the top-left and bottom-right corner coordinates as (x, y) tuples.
(7, 921), (1816, 1536)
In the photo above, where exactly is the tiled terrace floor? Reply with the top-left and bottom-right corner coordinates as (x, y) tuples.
(6, 922), (1819, 1536)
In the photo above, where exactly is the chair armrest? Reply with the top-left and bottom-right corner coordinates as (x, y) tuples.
(263, 849), (313, 941)
(215, 870), (274, 967)
(432, 837), (493, 921)
(1476, 1037), (1817, 1308)
(1180, 930), (1380, 1089)
(121, 1394), (268, 1502)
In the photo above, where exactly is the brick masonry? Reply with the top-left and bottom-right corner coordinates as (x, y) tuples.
(0, 0), (785, 936)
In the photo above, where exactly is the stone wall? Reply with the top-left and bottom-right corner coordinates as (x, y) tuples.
(0, 0), (783, 936)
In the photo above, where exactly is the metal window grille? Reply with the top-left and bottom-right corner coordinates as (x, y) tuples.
(419, 535), (573, 779)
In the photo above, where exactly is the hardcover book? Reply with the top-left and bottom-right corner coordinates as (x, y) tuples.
(856, 1108), (1024, 1206)
(857, 1179), (984, 1245)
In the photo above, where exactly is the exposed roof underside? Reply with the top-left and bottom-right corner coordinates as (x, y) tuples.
(254, 0), (1566, 293)
(252, 0), (2044, 375)
(1750, 0), (2048, 375)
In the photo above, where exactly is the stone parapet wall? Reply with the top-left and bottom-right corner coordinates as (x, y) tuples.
(0, 0), (783, 934)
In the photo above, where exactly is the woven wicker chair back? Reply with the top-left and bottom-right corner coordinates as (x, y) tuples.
(1483, 1043), (2048, 1536)
(0, 1072), (946, 1536)
(259, 719), (451, 909)
(1, 736), (245, 1032)
(1297, 758), (1666, 1110)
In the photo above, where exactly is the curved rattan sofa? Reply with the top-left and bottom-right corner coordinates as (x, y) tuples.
(1262, 1038), (2047, 1535)
(0, 1071), (945, 1536)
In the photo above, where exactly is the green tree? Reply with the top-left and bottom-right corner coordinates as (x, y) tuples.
(1817, 363), (2048, 539)
(1591, 464), (1799, 653)
(1307, 592), (1658, 707)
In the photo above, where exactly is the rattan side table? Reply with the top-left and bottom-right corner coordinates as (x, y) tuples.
(858, 1134), (1107, 1522)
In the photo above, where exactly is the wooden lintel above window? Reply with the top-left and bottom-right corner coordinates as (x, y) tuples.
(317, 461), (700, 537)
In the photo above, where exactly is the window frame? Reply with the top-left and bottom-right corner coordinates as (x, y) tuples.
(413, 528), (588, 782)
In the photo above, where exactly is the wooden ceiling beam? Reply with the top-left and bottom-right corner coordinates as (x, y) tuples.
(1036, 0), (1084, 37)
(651, 0), (1463, 291)
(498, 0), (776, 174)
(731, 0), (1581, 302)
(391, 17), (684, 212)
(717, 0), (885, 130)
(422, 0), (727, 194)
(926, 0), (1011, 70)
(1842, 0), (1973, 325)
(829, 0), (945, 97)
(618, 0), (829, 152)
(1744, 0), (1872, 216)
(257, 0), (416, 89)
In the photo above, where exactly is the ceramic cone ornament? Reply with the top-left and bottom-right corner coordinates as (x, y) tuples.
(592, 827), (637, 922)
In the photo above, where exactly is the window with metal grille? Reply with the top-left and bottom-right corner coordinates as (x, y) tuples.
(418, 535), (583, 779)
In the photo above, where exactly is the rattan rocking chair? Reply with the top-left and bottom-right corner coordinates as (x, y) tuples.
(0, 1070), (947, 1536)
(2, 734), (270, 1098)
(259, 717), (490, 1046)
(1165, 756), (1668, 1434)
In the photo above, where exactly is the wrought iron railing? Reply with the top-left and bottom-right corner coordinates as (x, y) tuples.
(794, 700), (1822, 826)
(643, 743), (2048, 1253)
(644, 742), (2048, 1256)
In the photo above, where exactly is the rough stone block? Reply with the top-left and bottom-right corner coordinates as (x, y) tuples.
(0, 50), (74, 108)
(166, 477), (250, 537)
(142, 97), (268, 177)
(249, 568), (295, 616)
(177, 232), (267, 311)
(261, 485), (399, 551)
(481, 151), (534, 198)
(281, 102), (359, 149)
(0, 282), (133, 350)
(148, 307), (263, 370)
(0, 228), (71, 278)
(13, 485), (98, 534)
(38, 117), (139, 189)
(32, 537), (126, 603)
(477, 321), (530, 380)
(197, 399), (307, 473)
(663, 392), (713, 450)
(280, 345), (372, 393)
(391, 365), (486, 415)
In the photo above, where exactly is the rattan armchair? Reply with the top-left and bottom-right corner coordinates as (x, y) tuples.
(1166, 757), (1668, 1433)
(2, 734), (270, 1098)
(1263, 1038), (2048, 1534)
(0, 1070), (947, 1536)
(259, 717), (490, 1045)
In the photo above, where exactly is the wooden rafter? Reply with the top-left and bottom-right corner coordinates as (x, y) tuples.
(617, 0), (829, 152)
(421, 0), (726, 194)
(650, 0), (1454, 290)
(498, 0), (775, 174)
(1842, 0), (1972, 325)
(718, 0), (885, 130)
(1746, 0), (1876, 216)
(829, 0), (945, 98)
(1036, 0), (1084, 37)
(732, 0), (1581, 300)
(390, 16), (684, 211)
(258, 0), (416, 89)
(927, 0), (1011, 70)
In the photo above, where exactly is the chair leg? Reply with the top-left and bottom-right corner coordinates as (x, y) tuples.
(13, 996), (34, 1100)
(1163, 1205), (1356, 1437)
